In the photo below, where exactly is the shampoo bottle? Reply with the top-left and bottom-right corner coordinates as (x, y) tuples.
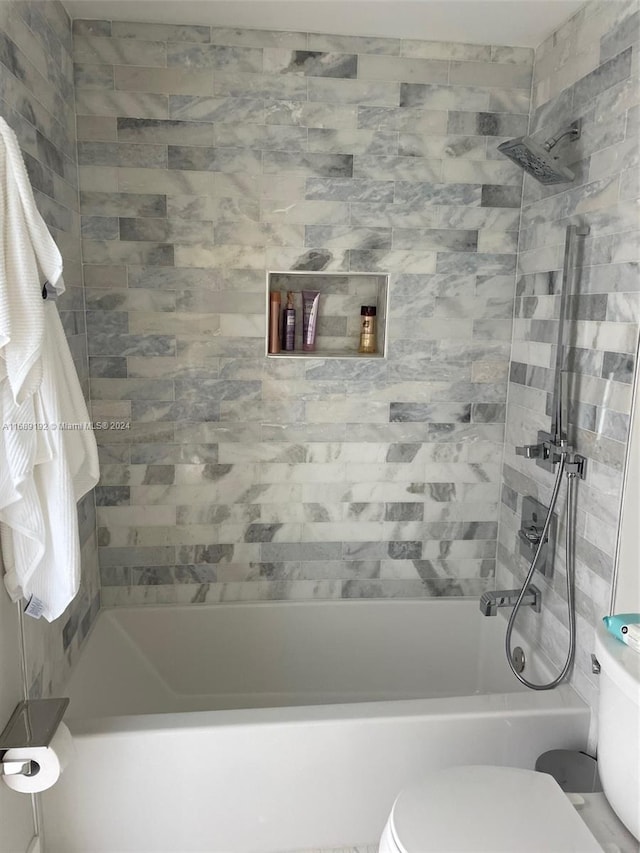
(283, 291), (296, 351)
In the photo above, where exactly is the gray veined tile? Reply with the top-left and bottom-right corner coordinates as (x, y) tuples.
(358, 54), (449, 84)
(73, 63), (114, 90)
(73, 35), (167, 67)
(75, 90), (169, 119)
(573, 47), (633, 110)
(350, 200), (439, 228)
(263, 49), (357, 78)
(395, 181), (482, 206)
(111, 21), (211, 43)
(353, 154), (441, 182)
(77, 141), (167, 169)
(210, 27), (308, 49)
(481, 185), (522, 208)
(117, 117), (214, 146)
(390, 403), (472, 423)
(449, 59), (532, 89)
(264, 152), (354, 178)
(81, 216), (118, 240)
(308, 77), (400, 106)
(489, 89), (531, 114)
(305, 225), (391, 250)
(115, 66), (214, 96)
(119, 218), (213, 244)
(73, 19), (111, 37)
(392, 228), (478, 253)
(447, 111), (528, 137)
(401, 39), (490, 62)
(167, 43), (263, 72)
(305, 177), (394, 202)
(308, 33), (401, 55)
(82, 239), (175, 267)
(213, 124), (308, 151)
(169, 95), (265, 123)
(80, 191), (167, 218)
(264, 100), (358, 129)
(168, 145), (262, 174)
(601, 351), (635, 384)
(357, 105), (447, 133)
(398, 134), (486, 160)
(400, 82), (490, 111)
(308, 128), (398, 156)
(212, 71), (308, 99)
(600, 8), (639, 64)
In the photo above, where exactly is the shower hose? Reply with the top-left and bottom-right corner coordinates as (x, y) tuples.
(505, 453), (579, 690)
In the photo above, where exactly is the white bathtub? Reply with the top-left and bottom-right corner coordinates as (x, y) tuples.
(43, 600), (590, 853)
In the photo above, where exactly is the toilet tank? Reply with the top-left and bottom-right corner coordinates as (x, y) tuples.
(595, 620), (640, 840)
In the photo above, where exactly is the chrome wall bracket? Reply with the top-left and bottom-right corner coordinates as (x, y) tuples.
(516, 431), (587, 479)
(0, 698), (69, 778)
(518, 496), (556, 577)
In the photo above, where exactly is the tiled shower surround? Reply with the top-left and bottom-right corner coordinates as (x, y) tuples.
(496, 0), (639, 707)
(75, 21), (536, 605)
(0, 0), (99, 697)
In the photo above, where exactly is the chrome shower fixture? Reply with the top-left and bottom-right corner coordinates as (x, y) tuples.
(498, 120), (582, 184)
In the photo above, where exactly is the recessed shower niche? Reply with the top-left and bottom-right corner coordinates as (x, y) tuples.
(266, 271), (389, 359)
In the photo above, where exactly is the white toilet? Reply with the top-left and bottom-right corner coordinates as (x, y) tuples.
(379, 620), (640, 852)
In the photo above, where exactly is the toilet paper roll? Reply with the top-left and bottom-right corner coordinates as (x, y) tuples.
(2, 721), (74, 793)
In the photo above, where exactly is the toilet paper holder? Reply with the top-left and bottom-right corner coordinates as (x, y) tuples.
(0, 698), (69, 777)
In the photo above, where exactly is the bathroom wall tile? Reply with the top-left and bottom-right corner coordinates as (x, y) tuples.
(211, 27), (308, 49)
(447, 111), (528, 137)
(498, 0), (640, 714)
(308, 33), (401, 55)
(308, 77), (399, 106)
(401, 39), (490, 61)
(305, 177), (395, 202)
(400, 82), (490, 110)
(115, 65), (214, 95)
(72, 19), (541, 610)
(263, 49), (357, 78)
(358, 54), (448, 84)
(169, 94), (265, 123)
(167, 43), (263, 72)
(111, 21), (211, 43)
(116, 117), (214, 145)
(73, 62), (114, 90)
(73, 35), (167, 67)
(449, 59), (532, 89)
(4, 0), (98, 699)
(76, 89), (169, 118)
(265, 100), (357, 129)
(212, 71), (308, 99)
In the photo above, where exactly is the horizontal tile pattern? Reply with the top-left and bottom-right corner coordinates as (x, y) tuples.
(497, 0), (640, 714)
(1, 0), (100, 700)
(73, 18), (534, 603)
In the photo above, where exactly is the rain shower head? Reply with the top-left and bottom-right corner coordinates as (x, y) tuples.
(498, 120), (582, 185)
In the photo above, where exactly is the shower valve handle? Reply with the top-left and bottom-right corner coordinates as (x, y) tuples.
(515, 443), (546, 460)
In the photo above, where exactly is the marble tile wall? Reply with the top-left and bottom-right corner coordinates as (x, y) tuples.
(496, 0), (640, 710)
(0, 0), (99, 697)
(72, 20), (534, 605)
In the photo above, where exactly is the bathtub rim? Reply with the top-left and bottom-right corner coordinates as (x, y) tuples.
(67, 684), (588, 738)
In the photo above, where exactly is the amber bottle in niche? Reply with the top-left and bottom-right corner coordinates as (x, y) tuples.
(268, 291), (281, 353)
(358, 305), (377, 354)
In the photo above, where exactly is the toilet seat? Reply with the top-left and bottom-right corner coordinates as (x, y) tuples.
(380, 765), (603, 853)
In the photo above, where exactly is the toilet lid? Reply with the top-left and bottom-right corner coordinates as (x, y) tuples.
(389, 765), (603, 853)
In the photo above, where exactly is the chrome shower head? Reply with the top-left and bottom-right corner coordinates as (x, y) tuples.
(497, 120), (581, 185)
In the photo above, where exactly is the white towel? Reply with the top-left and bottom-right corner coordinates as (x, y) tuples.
(0, 117), (65, 406)
(0, 118), (99, 621)
(1, 303), (100, 621)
